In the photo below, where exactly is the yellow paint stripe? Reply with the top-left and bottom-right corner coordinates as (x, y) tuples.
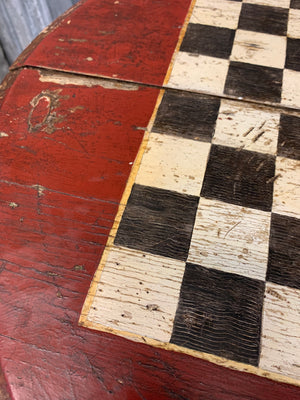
(163, 0), (197, 86)
(80, 318), (300, 388)
(79, 89), (165, 323)
(80, 1), (300, 387)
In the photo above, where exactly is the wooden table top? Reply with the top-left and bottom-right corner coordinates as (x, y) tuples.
(0, 0), (299, 399)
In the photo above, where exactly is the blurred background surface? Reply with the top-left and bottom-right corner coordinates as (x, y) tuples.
(0, 0), (79, 82)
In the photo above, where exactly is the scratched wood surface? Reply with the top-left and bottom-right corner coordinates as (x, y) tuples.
(12, 0), (192, 87)
(1, 0), (300, 399)
(1, 72), (298, 400)
(82, 87), (300, 384)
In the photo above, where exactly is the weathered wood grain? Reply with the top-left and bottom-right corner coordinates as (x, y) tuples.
(153, 89), (220, 142)
(180, 24), (235, 59)
(267, 213), (300, 290)
(115, 184), (199, 261)
(87, 246), (185, 342)
(213, 99), (280, 155)
(201, 144), (275, 212)
(190, 0), (242, 30)
(273, 156), (300, 219)
(286, 38), (300, 72)
(170, 263), (265, 366)
(260, 282), (300, 380)
(224, 62), (283, 103)
(230, 30), (286, 69)
(238, 3), (289, 36)
(167, 51), (229, 94)
(135, 132), (210, 196)
(12, 0), (192, 87)
(288, 9), (300, 39)
(278, 114), (300, 160)
(188, 197), (271, 280)
(282, 69), (300, 108)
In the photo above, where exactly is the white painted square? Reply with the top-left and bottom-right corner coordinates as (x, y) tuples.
(87, 246), (185, 342)
(288, 9), (300, 39)
(260, 282), (300, 380)
(190, 0), (242, 30)
(167, 52), (229, 95)
(135, 132), (211, 196)
(188, 198), (271, 280)
(230, 30), (286, 69)
(281, 69), (300, 109)
(243, 0), (291, 7)
(272, 156), (300, 219)
(213, 99), (280, 154)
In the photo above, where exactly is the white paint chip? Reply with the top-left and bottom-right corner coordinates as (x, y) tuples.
(188, 198), (271, 280)
(87, 246), (185, 342)
(260, 282), (300, 380)
(230, 30), (287, 69)
(213, 99), (280, 154)
(272, 157), (300, 219)
(135, 132), (211, 196)
(190, 0), (242, 29)
(167, 52), (229, 95)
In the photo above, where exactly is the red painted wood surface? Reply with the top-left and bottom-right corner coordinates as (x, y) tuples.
(0, 1), (299, 399)
(0, 70), (299, 400)
(13, 0), (192, 86)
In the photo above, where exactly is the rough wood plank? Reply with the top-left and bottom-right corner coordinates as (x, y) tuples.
(135, 132), (210, 196)
(12, 0), (192, 87)
(230, 30), (286, 69)
(170, 263), (265, 366)
(188, 197), (271, 280)
(213, 99), (280, 154)
(115, 184), (199, 261)
(87, 246), (185, 342)
(190, 0), (242, 30)
(260, 282), (300, 380)
(273, 157), (300, 219)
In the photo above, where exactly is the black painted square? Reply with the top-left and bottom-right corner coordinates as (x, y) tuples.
(201, 145), (275, 211)
(224, 62), (282, 103)
(285, 38), (300, 72)
(278, 114), (300, 160)
(267, 213), (300, 290)
(291, 0), (300, 9)
(170, 263), (265, 366)
(180, 24), (235, 59)
(115, 184), (198, 261)
(152, 90), (220, 142)
(238, 3), (288, 36)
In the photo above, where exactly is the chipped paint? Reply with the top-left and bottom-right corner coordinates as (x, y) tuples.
(39, 71), (139, 91)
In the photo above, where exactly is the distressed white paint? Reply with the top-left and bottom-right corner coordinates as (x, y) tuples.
(213, 99), (280, 154)
(190, 0), (242, 30)
(272, 157), (300, 219)
(188, 198), (271, 280)
(260, 282), (300, 380)
(167, 52), (229, 95)
(231, 30), (287, 69)
(87, 246), (185, 342)
(135, 132), (211, 196)
(281, 69), (300, 109)
(243, 0), (291, 7)
(39, 71), (138, 90)
(288, 9), (300, 39)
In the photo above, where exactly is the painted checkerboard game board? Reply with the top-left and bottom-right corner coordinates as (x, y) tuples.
(80, 0), (300, 386)
(166, 0), (300, 109)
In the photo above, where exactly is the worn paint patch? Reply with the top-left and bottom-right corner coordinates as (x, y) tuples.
(39, 71), (139, 90)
